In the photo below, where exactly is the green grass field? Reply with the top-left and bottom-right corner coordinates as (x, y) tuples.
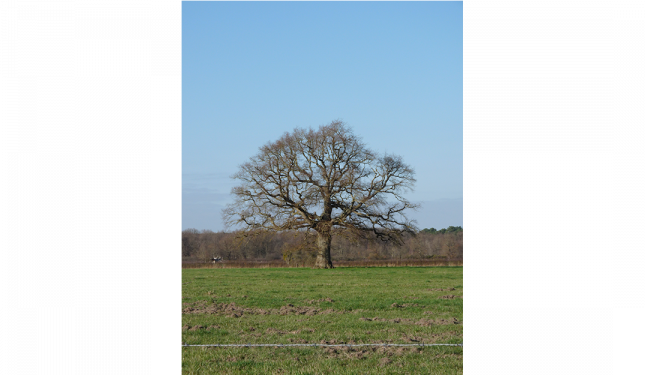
(182, 267), (463, 374)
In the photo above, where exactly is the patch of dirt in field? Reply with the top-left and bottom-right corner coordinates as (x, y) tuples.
(380, 357), (393, 365)
(415, 319), (433, 327)
(281, 304), (343, 316)
(279, 304), (312, 315)
(427, 287), (456, 292)
(265, 327), (285, 335)
(391, 303), (424, 308)
(402, 335), (423, 343)
(359, 317), (460, 326)
(323, 347), (337, 355)
(287, 338), (309, 344)
(413, 317), (460, 326)
(375, 346), (393, 356)
(401, 346), (422, 355)
(305, 297), (334, 304)
(346, 349), (369, 359)
(440, 295), (463, 299)
(323, 346), (371, 360)
(182, 324), (219, 331)
(182, 301), (343, 317)
(361, 317), (418, 324)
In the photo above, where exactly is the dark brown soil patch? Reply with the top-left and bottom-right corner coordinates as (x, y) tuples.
(440, 295), (463, 299)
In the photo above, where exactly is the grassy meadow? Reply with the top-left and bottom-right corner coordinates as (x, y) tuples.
(182, 267), (463, 374)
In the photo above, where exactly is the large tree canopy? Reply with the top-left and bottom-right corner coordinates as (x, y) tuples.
(223, 121), (418, 268)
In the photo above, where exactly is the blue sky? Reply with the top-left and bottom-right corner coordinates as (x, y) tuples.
(183, 1), (463, 231)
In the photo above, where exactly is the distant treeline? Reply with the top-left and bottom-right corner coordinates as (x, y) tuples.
(182, 227), (462, 267)
(420, 226), (463, 234)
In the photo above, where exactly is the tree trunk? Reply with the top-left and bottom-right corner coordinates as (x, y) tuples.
(313, 231), (334, 269)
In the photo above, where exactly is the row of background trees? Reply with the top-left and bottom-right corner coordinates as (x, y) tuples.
(182, 227), (462, 266)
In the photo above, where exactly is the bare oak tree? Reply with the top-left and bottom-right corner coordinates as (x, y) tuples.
(223, 121), (418, 268)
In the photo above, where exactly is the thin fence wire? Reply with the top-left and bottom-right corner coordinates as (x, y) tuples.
(183, 343), (462, 348)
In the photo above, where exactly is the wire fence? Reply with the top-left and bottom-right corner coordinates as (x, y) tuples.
(183, 343), (462, 348)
